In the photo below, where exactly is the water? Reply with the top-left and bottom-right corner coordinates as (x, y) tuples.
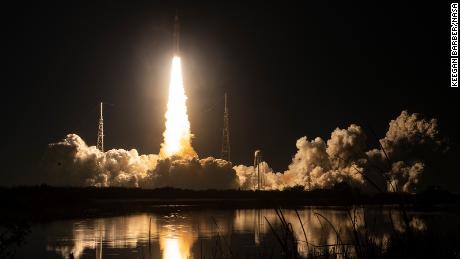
(15, 206), (459, 259)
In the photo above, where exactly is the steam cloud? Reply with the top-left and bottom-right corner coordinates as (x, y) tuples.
(235, 125), (367, 190)
(44, 111), (445, 192)
(45, 134), (238, 189)
(366, 110), (446, 192)
(234, 111), (446, 192)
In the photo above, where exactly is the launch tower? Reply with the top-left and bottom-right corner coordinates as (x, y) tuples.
(254, 150), (264, 190)
(221, 93), (231, 161)
(97, 102), (104, 152)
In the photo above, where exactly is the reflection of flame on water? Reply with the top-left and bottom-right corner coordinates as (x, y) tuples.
(164, 238), (181, 259)
(48, 214), (196, 259)
(160, 221), (195, 259)
(95, 225), (102, 259)
(45, 210), (427, 258)
(163, 237), (188, 259)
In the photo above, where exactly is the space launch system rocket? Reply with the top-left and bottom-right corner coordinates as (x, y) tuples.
(173, 13), (180, 55)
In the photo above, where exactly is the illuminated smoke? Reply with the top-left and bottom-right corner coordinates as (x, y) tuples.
(366, 110), (447, 192)
(45, 134), (158, 187)
(45, 134), (238, 189)
(234, 111), (445, 192)
(235, 125), (367, 190)
(45, 111), (445, 192)
(160, 56), (197, 158)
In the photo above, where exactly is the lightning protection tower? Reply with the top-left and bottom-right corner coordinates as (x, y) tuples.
(97, 102), (104, 152)
(221, 93), (231, 161)
(254, 150), (264, 190)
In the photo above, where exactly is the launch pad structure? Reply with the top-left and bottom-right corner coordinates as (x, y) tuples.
(97, 102), (104, 152)
(254, 150), (264, 190)
(221, 93), (231, 162)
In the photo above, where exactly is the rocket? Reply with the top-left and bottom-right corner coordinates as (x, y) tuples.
(173, 13), (180, 55)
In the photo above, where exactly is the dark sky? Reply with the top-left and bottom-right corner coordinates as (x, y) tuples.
(3, 2), (459, 190)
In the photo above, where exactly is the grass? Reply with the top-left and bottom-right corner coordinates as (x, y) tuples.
(260, 207), (460, 259)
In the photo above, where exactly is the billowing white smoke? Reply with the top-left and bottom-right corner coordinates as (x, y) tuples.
(386, 161), (424, 193)
(366, 111), (446, 192)
(44, 134), (238, 189)
(141, 156), (238, 189)
(234, 111), (445, 192)
(45, 111), (444, 192)
(234, 161), (281, 190)
(45, 134), (158, 187)
(235, 125), (367, 190)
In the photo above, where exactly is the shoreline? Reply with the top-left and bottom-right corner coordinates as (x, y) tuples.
(2, 185), (459, 222)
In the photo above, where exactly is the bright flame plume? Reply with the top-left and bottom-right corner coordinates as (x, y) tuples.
(160, 56), (197, 158)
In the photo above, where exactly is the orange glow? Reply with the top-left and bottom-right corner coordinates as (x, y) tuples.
(160, 56), (197, 158)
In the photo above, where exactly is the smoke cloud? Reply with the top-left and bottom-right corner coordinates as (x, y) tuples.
(45, 134), (238, 189)
(141, 156), (238, 189)
(366, 110), (446, 192)
(235, 125), (367, 190)
(45, 134), (157, 187)
(234, 111), (446, 192)
(44, 111), (445, 192)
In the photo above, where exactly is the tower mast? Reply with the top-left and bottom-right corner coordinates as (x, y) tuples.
(221, 93), (231, 161)
(254, 150), (263, 190)
(97, 102), (104, 152)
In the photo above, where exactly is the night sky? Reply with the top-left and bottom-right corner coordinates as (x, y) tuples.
(3, 2), (459, 190)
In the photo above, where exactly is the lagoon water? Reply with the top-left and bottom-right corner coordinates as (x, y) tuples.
(16, 206), (458, 259)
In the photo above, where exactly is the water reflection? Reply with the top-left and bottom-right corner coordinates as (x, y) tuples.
(160, 219), (195, 259)
(163, 238), (181, 259)
(33, 207), (438, 258)
(48, 215), (156, 258)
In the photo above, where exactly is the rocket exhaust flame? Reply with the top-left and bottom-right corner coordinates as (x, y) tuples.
(160, 56), (197, 158)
